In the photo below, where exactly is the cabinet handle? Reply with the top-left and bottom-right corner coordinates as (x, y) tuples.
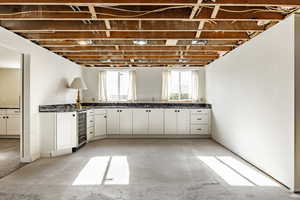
(120, 110), (122, 112)
(149, 110), (151, 112)
(197, 128), (202, 131)
(197, 111), (202, 112)
(6, 116), (9, 119)
(104, 115), (107, 118)
(197, 118), (202, 120)
(72, 114), (76, 117)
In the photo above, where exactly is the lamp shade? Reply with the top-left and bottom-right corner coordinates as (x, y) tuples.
(70, 77), (88, 90)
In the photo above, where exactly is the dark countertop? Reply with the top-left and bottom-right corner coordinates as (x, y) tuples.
(0, 107), (20, 109)
(39, 102), (211, 113)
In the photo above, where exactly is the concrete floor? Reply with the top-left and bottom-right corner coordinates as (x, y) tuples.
(0, 139), (299, 200)
(0, 139), (22, 179)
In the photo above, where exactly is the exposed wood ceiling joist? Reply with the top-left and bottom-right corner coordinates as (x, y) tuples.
(0, 1), (297, 67)
(0, 0), (299, 7)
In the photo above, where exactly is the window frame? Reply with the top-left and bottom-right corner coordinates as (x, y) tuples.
(169, 70), (192, 101)
(106, 71), (129, 101)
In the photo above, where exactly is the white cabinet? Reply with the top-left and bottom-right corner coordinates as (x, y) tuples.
(107, 109), (132, 135)
(56, 112), (77, 150)
(107, 109), (119, 134)
(132, 109), (148, 134)
(190, 109), (211, 135)
(0, 115), (6, 136)
(119, 109), (132, 135)
(132, 109), (164, 135)
(177, 109), (190, 134)
(87, 109), (95, 141)
(164, 109), (178, 134)
(6, 115), (21, 135)
(94, 109), (107, 137)
(40, 112), (77, 157)
(0, 109), (21, 137)
(165, 109), (190, 134)
(148, 109), (164, 134)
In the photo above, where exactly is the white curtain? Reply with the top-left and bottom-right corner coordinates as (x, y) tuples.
(161, 70), (171, 101)
(128, 70), (137, 101)
(191, 70), (200, 101)
(98, 71), (107, 101)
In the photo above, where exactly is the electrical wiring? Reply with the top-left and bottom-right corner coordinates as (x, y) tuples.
(0, 5), (296, 17)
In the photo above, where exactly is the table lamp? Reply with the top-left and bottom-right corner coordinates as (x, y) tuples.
(70, 77), (87, 109)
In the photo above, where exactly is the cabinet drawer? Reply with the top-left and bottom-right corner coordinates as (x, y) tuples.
(87, 127), (94, 136)
(191, 114), (209, 124)
(87, 109), (94, 115)
(6, 109), (20, 115)
(191, 125), (209, 135)
(94, 109), (106, 115)
(190, 109), (210, 114)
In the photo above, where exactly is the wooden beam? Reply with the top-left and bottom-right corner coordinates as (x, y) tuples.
(0, 7), (285, 21)
(195, 21), (205, 38)
(189, 0), (203, 19)
(3, 20), (266, 33)
(58, 51), (219, 56)
(104, 19), (111, 37)
(211, 5), (221, 19)
(88, 5), (97, 19)
(37, 39), (238, 46)
(76, 61), (210, 65)
(0, 0), (299, 7)
(66, 55), (219, 59)
(25, 31), (250, 40)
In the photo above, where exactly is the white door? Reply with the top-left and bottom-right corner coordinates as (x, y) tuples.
(132, 109), (148, 134)
(177, 109), (190, 134)
(148, 109), (164, 134)
(94, 114), (107, 136)
(106, 109), (119, 134)
(0, 115), (6, 135)
(56, 112), (77, 150)
(6, 115), (21, 135)
(119, 109), (132, 135)
(164, 109), (177, 134)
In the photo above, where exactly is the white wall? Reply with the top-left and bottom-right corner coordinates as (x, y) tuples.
(82, 67), (206, 102)
(206, 16), (296, 190)
(0, 27), (82, 162)
(0, 68), (20, 107)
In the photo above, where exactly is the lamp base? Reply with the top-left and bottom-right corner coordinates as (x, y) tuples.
(75, 102), (82, 110)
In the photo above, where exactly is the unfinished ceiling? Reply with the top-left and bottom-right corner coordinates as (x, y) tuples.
(0, 0), (299, 68)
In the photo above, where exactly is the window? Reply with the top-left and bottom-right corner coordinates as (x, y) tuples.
(169, 71), (192, 101)
(106, 71), (129, 101)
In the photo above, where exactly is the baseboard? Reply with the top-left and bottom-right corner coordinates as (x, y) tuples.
(105, 134), (211, 139)
(0, 135), (20, 139)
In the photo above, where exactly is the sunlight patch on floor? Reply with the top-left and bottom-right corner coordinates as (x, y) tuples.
(72, 156), (130, 186)
(72, 156), (110, 186)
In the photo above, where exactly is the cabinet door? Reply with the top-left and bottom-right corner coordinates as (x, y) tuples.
(0, 115), (6, 135)
(6, 115), (21, 135)
(94, 114), (107, 136)
(132, 109), (148, 134)
(177, 109), (190, 134)
(148, 109), (164, 134)
(56, 112), (77, 150)
(106, 109), (119, 134)
(164, 109), (177, 134)
(119, 109), (132, 135)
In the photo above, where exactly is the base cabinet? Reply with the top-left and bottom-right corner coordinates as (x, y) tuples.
(165, 109), (190, 134)
(94, 109), (107, 137)
(40, 112), (77, 157)
(132, 109), (164, 135)
(107, 109), (132, 135)
(148, 109), (164, 134)
(0, 109), (21, 137)
(132, 109), (148, 134)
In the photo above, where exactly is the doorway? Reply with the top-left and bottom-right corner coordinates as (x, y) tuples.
(0, 45), (24, 178)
